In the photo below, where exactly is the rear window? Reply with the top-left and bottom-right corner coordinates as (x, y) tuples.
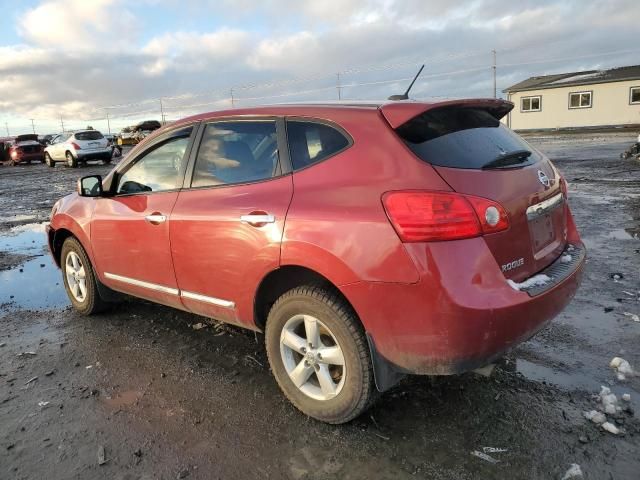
(396, 107), (541, 169)
(75, 131), (104, 141)
(16, 134), (38, 143)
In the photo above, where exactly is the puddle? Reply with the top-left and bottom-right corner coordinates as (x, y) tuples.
(0, 223), (70, 310)
(103, 390), (144, 409)
(516, 358), (640, 412)
(607, 229), (635, 240)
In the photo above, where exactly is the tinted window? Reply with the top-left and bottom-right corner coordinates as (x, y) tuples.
(287, 121), (349, 170)
(191, 121), (279, 188)
(117, 129), (191, 194)
(395, 107), (541, 169)
(75, 131), (104, 140)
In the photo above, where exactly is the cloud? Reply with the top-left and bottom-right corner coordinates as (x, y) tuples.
(2, 0), (640, 134)
(17, 0), (137, 51)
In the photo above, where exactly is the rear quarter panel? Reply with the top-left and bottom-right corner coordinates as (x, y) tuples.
(282, 109), (453, 285)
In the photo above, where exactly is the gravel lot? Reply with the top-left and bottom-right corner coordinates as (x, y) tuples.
(1, 134), (639, 479)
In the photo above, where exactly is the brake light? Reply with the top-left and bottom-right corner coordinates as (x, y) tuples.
(559, 176), (568, 199)
(71, 142), (81, 150)
(382, 191), (509, 242)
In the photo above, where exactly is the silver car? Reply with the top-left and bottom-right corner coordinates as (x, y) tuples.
(44, 130), (112, 168)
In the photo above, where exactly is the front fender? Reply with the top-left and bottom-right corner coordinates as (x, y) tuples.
(49, 195), (97, 268)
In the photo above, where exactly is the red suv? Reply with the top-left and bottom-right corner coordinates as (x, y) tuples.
(47, 99), (585, 423)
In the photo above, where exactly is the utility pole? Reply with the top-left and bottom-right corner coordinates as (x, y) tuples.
(30, 119), (36, 134)
(336, 73), (342, 100)
(492, 49), (497, 99)
(60, 116), (65, 133)
(159, 98), (166, 125)
(4, 123), (9, 136)
(230, 88), (235, 107)
(106, 113), (111, 134)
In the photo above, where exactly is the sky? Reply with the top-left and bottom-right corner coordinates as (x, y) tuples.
(1, 0), (639, 135)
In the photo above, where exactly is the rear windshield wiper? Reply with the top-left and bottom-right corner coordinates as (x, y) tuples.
(482, 149), (532, 169)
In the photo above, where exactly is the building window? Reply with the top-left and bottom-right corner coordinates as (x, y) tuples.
(631, 87), (640, 105)
(569, 91), (592, 109)
(521, 96), (541, 112)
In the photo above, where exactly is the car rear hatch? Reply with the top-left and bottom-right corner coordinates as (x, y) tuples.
(384, 100), (567, 282)
(75, 131), (107, 150)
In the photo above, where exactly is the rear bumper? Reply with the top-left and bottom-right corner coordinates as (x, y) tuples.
(76, 149), (111, 160)
(341, 237), (585, 376)
(13, 152), (44, 162)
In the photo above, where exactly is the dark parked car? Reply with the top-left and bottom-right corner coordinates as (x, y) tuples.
(47, 99), (585, 423)
(6, 134), (45, 165)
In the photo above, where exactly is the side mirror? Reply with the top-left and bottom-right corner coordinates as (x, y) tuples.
(77, 175), (103, 197)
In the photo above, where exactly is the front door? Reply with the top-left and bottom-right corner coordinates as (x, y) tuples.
(170, 119), (293, 327)
(91, 126), (195, 308)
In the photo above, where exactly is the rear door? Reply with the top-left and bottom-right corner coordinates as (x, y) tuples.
(392, 104), (566, 282)
(170, 118), (293, 327)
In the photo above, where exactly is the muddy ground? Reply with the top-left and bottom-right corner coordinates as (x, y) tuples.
(0, 135), (639, 480)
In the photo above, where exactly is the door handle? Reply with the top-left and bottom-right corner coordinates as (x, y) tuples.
(240, 213), (275, 226)
(145, 213), (167, 224)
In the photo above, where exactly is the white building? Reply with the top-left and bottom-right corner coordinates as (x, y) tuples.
(503, 65), (640, 131)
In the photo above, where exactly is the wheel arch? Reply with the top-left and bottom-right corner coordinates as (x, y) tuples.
(253, 265), (356, 332)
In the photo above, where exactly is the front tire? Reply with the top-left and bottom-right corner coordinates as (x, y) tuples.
(61, 237), (106, 315)
(66, 151), (77, 168)
(265, 286), (376, 424)
(45, 152), (55, 167)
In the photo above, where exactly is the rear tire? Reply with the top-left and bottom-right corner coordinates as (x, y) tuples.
(60, 237), (107, 315)
(45, 153), (55, 167)
(102, 156), (111, 165)
(265, 285), (376, 424)
(66, 151), (77, 168)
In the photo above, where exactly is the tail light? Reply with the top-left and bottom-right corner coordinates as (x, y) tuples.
(382, 191), (509, 242)
(71, 142), (81, 150)
(10, 149), (19, 159)
(559, 176), (568, 199)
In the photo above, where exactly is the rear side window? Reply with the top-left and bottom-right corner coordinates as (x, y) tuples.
(396, 107), (541, 169)
(191, 121), (279, 188)
(287, 121), (350, 170)
(75, 131), (104, 141)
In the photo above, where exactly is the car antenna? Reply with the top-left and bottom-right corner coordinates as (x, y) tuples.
(388, 64), (425, 101)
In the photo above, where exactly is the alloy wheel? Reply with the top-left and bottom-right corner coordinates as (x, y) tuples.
(280, 314), (346, 401)
(65, 251), (87, 302)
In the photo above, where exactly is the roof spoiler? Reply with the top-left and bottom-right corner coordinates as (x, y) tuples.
(380, 98), (514, 129)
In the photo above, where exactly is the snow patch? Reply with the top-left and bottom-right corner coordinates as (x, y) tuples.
(561, 463), (583, 480)
(9, 222), (48, 234)
(560, 254), (572, 263)
(610, 357), (635, 381)
(601, 422), (621, 435)
(507, 274), (552, 291)
(583, 410), (606, 424)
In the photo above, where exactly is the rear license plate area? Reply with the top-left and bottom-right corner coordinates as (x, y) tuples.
(529, 213), (556, 256)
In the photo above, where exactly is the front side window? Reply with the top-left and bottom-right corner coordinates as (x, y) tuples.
(117, 128), (192, 194)
(569, 91), (592, 109)
(630, 87), (640, 104)
(287, 121), (350, 170)
(521, 96), (541, 112)
(191, 121), (279, 188)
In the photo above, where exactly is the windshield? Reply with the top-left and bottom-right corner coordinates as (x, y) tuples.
(395, 107), (541, 169)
